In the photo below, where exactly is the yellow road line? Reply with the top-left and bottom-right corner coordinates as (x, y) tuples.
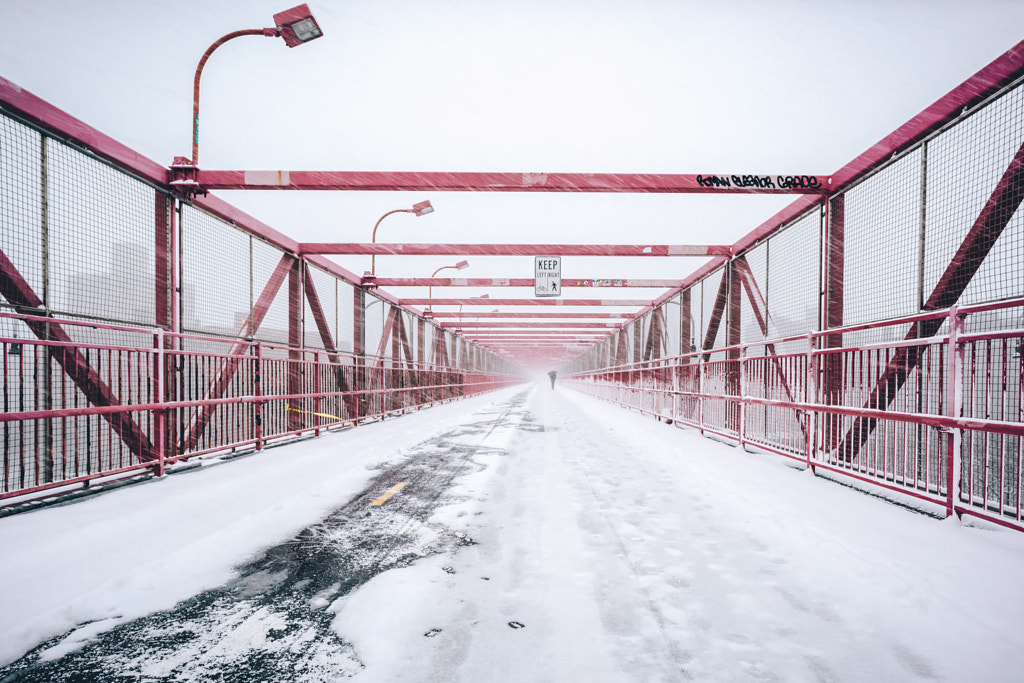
(370, 482), (409, 507)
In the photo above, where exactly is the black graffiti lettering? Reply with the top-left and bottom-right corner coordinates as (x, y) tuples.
(776, 175), (822, 190)
(696, 174), (732, 188)
(730, 174), (776, 189)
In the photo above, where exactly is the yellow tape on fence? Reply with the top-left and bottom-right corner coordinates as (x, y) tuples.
(285, 403), (354, 426)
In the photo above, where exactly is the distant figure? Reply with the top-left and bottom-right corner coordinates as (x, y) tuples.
(548, 370), (557, 389)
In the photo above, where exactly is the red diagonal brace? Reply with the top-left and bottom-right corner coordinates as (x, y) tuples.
(702, 268), (731, 358)
(733, 256), (808, 443)
(837, 139), (1024, 463)
(180, 253), (293, 452)
(374, 306), (398, 363)
(0, 247), (156, 462)
(642, 307), (667, 361)
(302, 268), (359, 420)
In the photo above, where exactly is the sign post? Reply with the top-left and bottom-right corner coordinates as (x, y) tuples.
(534, 256), (562, 297)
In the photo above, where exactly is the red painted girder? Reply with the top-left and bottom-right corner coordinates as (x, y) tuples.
(431, 311), (631, 319)
(462, 329), (609, 335)
(196, 170), (831, 194)
(303, 243), (729, 257)
(464, 336), (608, 341)
(445, 321), (619, 329)
(481, 344), (593, 350)
(367, 277), (683, 288)
(404, 298), (651, 306)
(463, 335), (604, 340)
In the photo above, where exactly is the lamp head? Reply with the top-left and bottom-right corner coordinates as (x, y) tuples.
(455, 260), (469, 270)
(412, 200), (434, 216)
(273, 4), (324, 47)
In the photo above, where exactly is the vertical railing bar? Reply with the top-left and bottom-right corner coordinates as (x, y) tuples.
(946, 306), (964, 518)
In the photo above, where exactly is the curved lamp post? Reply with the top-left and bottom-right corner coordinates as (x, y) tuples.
(188, 4), (324, 167)
(370, 200), (434, 275)
(427, 260), (469, 313)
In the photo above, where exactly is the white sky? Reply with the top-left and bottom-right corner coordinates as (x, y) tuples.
(2, 1), (1023, 363)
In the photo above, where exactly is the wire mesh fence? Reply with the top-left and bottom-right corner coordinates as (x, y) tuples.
(566, 73), (1024, 530)
(0, 106), (519, 507)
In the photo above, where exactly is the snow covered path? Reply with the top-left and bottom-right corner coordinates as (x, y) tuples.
(2, 385), (1023, 681)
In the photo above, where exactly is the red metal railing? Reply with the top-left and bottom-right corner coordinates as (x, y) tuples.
(566, 298), (1024, 531)
(0, 311), (521, 506)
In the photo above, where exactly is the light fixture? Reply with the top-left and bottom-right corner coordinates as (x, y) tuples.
(371, 200), (435, 275)
(181, 4), (324, 170)
(428, 261), (470, 312)
(274, 4), (324, 47)
(412, 200), (434, 216)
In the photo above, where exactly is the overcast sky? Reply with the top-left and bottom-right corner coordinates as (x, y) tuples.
(2, 0), (1022, 359)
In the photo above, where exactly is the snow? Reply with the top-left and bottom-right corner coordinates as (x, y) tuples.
(2, 385), (1024, 681)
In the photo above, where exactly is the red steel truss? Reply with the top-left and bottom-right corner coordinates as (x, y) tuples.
(1, 37), (1023, 535)
(192, 170), (833, 194)
(302, 243), (730, 257)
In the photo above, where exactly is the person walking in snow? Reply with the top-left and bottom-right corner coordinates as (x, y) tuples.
(548, 370), (557, 389)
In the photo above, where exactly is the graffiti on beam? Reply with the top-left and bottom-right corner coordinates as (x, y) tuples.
(695, 174), (823, 190)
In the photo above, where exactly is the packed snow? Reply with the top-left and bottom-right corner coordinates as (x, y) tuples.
(2, 385), (1023, 681)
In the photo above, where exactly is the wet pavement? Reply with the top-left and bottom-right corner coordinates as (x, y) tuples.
(0, 391), (532, 682)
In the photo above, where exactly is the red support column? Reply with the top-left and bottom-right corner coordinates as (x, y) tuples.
(727, 260), (743, 434)
(945, 306), (965, 518)
(254, 342), (264, 450)
(823, 196), (846, 457)
(287, 259), (303, 432)
(353, 286), (366, 420)
(153, 192), (174, 467)
(391, 309), (402, 412)
(417, 317), (426, 407)
(633, 317), (644, 367)
(313, 349), (321, 437)
(151, 330), (166, 477)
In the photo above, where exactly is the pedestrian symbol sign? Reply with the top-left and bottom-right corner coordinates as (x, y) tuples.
(534, 256), (561, 297)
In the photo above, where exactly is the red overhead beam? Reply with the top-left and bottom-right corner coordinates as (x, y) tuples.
(444, 321), (620, 329)
(432, 311), (631, 319)
(462, 330), (608, 335)
(302, 243), (729, 257)
(463, 335), (604, 341)
(367, 277), (683, 288)
(195, 170), (831, 194)
(405, 298), (651, 306)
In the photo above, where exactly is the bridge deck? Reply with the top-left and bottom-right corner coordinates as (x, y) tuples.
(1, 387), (1021, 680)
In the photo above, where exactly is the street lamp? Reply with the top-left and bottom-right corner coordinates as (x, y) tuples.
(370, 200), (434, 276)
(185, 4), (324, 168)
(428, 260), (469, 312)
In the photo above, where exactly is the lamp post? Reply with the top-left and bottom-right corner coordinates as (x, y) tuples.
(370, 200), (434, 276)
(185, 4), (324, 168)
(427, 260), (469, 313)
